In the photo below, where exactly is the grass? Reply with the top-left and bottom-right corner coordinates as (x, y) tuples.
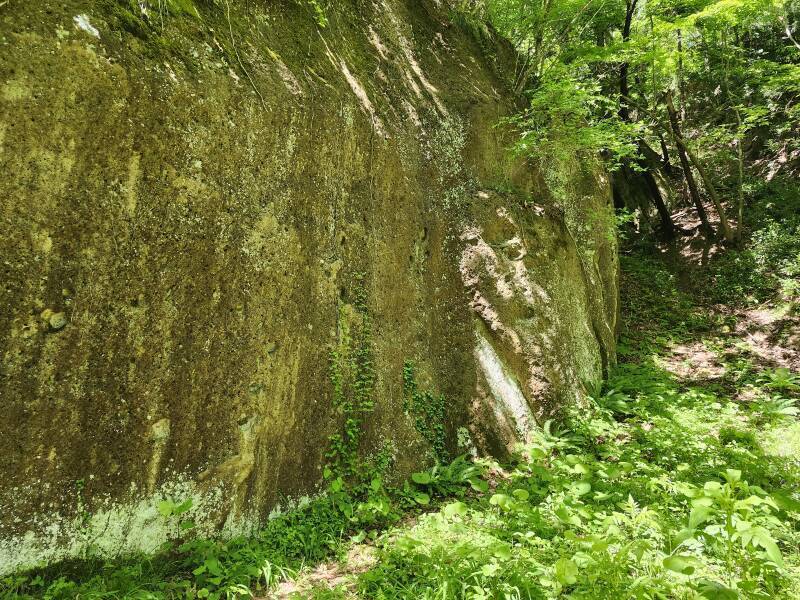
(1, 497), (352, 599)
(3, 255), (799, 599)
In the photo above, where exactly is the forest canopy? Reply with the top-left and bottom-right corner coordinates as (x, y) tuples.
(458, 0), (799, 243)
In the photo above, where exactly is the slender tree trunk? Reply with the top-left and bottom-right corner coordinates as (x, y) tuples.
(650, 14), (657, 100)
(665, 90), (714, 235)
(675, 29), (691, 204)
(683, 144), (735, 242)
(616, 1), (675, 238)
(634, 139), (677, 237)
(619, 64), (631, 121)
(677, 29), (686, 120)
(515, 47), (533, 94)
(734, 107), (745, 241)
(619, 0), (638, 121)
(676, 31), (735, 242)
(659, 133), (673, 173)
(533, 0), (552, 63)
(522, 0), (553, 85)
(782, 15), (800, 51)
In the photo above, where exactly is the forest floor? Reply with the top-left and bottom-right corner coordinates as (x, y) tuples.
(4, 234), (800, 599)
(661, 206), (799, 375)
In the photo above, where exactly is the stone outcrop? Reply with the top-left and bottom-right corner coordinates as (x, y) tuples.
(0, 0), (617, 574)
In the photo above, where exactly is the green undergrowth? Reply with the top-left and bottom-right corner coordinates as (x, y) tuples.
(4, 257), (800, 599)
(347, 255), (800, 599)
(701, 181), (800, 308)
(0, 457), (486, 599)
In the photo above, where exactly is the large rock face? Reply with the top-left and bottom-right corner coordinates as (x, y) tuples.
(0, 0), (617, 574)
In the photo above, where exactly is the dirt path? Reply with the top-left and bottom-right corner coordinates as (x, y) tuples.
(256, 545), (376, 599)
(651, 206), (799, 388)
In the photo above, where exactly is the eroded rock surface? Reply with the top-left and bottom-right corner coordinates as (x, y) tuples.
(0, 0), (616, 573)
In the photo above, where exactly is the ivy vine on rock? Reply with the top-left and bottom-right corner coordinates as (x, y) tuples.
(402, 361), (448, 463)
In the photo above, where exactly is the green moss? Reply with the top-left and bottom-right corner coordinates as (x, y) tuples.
(164, 0), (200, 17)
(105, 1), (151, 38)
(103, 0), (201, 41)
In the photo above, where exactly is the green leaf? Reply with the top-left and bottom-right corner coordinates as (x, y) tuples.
(490, 494), (511, 508)
(737, 518), (755, 531)
(411, 472), (432, 485)
(555, 504), (581, 526)
(689, 505), (713, 529)
(571, 481), (591, 497)
(696, 579), (739, 599)
(571, 463), (590, 476)
(470, 477), (489, 493)
(771, 491), (800, 513)
(629, 539), (649, 562)
(157, 500), (174, 518)
(443, 501), (468, 518)
(753, 530), (784, 567)
(204, 558), (222, 576)
(350, 530), (367, 543)
(736, 495), (763, 508)
(492, 544), (513, 560)
(512, 488), (530, 501)
(663, 554), (697, 575)
(554, 557), (579, 586)
(724, 469), (742, 484)
(691, 496), (714, 507)
(414, 492), (430, 506)
(337, 499), (353, 517)
(174, 498), (193, 515)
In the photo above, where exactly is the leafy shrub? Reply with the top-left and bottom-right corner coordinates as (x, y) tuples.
(719, 425), (759, 449)
(754, 396), (800, 423)
(705, 184), (800, 306)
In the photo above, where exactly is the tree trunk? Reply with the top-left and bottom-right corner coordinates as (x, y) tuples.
(642, 166), (676, 239)
(635, 140), (677, 238)
(619, 0), (638, 122)
(734, 107), (745, 242)
(665, 90), (714, 235)
(514, 48), (533, 94)
(677, 29), (686, 120)
(659, 133), (673, 173)
(683, 144), (735, 242)
(616, 1), (675, 240)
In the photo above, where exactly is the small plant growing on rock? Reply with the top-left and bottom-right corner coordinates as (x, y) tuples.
(158, 497), (195, 547)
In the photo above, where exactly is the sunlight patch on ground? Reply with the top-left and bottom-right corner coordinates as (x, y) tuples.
(762, 421), (800, 458)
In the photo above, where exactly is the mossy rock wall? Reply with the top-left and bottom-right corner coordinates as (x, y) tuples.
(0, 0), (617, 574)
